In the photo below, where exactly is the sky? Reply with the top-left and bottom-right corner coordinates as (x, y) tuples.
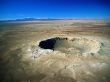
(0, 0), (110, 20)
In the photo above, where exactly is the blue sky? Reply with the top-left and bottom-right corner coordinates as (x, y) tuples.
(0, 0), (110, 20)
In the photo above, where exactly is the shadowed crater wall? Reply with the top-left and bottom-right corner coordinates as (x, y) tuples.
(38, 38), (57, 50)
(38, 37), (68, 50)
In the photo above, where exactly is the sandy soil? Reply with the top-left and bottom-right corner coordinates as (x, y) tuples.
(0, 20), (110, 82)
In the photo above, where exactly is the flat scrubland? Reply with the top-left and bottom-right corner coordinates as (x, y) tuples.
(0, 20), (110, 82)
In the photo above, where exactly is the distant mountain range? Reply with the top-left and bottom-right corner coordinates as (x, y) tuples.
(0, 18), (109, 23)
(16, 18), (69, 21)
(0, 18), (73, 22)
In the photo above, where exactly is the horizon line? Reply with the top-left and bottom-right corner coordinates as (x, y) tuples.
(0, 18), (110, 21)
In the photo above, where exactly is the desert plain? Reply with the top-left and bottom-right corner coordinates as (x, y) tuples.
(0, 20), (110, 82)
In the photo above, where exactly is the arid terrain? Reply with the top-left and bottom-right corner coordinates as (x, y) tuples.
(0, 20), (110, 82)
